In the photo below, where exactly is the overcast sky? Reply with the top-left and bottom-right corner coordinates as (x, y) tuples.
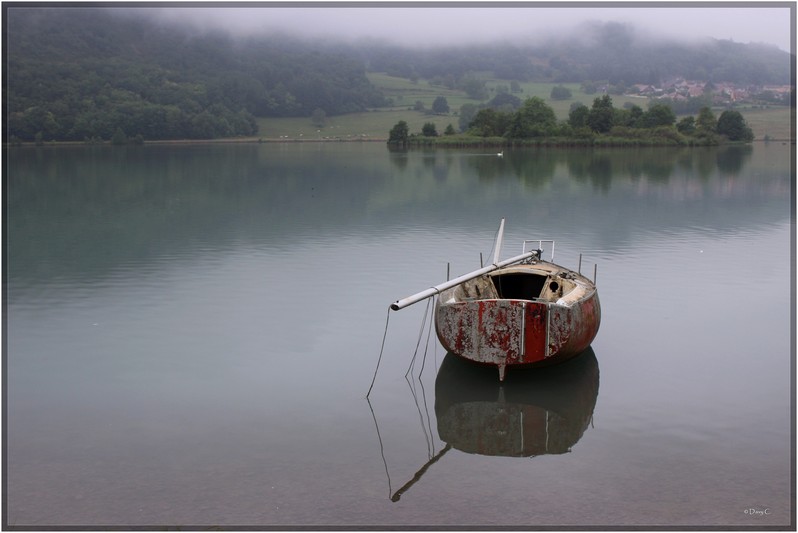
(148, 2), (794, 52)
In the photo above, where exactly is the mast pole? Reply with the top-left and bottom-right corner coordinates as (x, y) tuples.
(390, 250), (535, 311)
(493, 218), (505, 265)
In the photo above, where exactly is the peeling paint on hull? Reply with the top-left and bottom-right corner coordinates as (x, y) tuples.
(434, 261), (600, 380)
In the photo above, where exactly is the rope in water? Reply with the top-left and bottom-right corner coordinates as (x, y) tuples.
(367, 289), (440, 398)
(366, 306), (392, 398)
(405, 297), (432, 379)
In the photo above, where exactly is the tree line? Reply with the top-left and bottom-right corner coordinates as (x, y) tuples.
(389, 95), (753, 145)
(6, 8), (787, 143)
(356, 21), (790, 87)
(7, 8), (386, 142)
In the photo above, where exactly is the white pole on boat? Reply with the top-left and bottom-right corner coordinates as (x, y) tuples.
(390, 250), (536, 311)
(493, 218), (505, 265)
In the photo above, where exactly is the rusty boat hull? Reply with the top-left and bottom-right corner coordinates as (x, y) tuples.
(434, 259), (600, 380)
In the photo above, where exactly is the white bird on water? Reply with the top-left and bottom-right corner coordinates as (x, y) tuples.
(497, 151), (504, 157)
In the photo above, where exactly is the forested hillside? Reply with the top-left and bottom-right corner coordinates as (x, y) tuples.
(6, 8), (386, 141)
(353, 21), (791, 87)
(6, 7), (792, 142)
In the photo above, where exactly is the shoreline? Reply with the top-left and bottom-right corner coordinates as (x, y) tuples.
(4, 137), (390, 147)
(5, 135), (792, 148)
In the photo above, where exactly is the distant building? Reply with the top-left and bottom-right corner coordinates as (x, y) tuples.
(624, 78), (793, 106)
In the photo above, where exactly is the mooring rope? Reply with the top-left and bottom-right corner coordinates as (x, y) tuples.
(367, 288), (440, 398)
(366, 306), (393, 398)
(405, 297), (432, 379)
(366, 397), (393, 498)
(417, 294), (436, 378)
(406, 371), (433, 459)
(405, 294), (438, 459)
(366, 293), (442, 500)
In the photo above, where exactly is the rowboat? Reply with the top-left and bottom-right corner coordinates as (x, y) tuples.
(391, 219), (600, 381)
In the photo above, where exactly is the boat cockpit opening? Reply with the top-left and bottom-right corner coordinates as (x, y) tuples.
(491, 272), (549, 301)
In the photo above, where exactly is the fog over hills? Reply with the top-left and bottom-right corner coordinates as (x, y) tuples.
(5, 6), (793, 142)
(139, 4), (791, 52)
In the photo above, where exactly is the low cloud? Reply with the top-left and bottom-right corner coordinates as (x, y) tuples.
(124, 5), (791, 52)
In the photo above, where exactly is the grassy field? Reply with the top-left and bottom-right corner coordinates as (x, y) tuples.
(254, 74), (793, 142)
(255, 109), (460, 141)
(482, 79), (651, 118)
(366, 73), (476, 110)
(732, 106), (794, 141)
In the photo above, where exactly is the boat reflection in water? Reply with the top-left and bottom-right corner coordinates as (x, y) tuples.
(379, 348), (599, 501)
(435, 347), (599, 457)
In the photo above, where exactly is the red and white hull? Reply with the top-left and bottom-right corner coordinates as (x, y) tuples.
(434, 260), (600, 380)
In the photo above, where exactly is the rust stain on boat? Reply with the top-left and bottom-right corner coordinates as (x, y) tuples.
(388, 222), (600, 382)
(435, 260), (600, 380)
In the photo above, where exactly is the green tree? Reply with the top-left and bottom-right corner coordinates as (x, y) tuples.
(716, 110), (754, 141)
(586, 94), (614, 133)
(111, 127), (128, 145)
(626, 105), (644, 127)
(488, 92), (522, 111)
(640, 103), (676, 128)
(444, 124), (456, 135)
(581, 81), (598, 95)
(387, 120), (409, 144)
(550, 85), (572, 100)
(568, 103), (589, 128)
(676, 116), (696, 135)
(459, 76), (489, 100)
(13, 107), (61, 141)
(506, 97), (557, 138)
(696, 107), (717, 134)
(432, 96), (450, 114)
(421, 122), (438, 137)
(469, 108), (512, 137)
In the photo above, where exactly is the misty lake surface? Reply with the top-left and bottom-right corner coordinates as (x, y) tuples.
(5, 142), (793, 528)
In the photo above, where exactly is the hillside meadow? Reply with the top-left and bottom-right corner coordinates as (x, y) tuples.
(255, 75), (792, 142)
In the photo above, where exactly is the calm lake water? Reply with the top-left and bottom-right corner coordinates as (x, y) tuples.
(5, 142), (793, 528)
